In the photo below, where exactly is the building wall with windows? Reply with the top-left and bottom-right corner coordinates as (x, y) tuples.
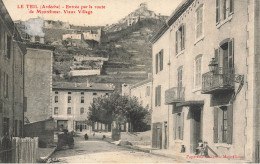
(151, 0), (258, 161)
(130, 79), (152, 110)
(0, 0), (27, 138)
(52, 82), (114, 132)
(24, 44), (54, 123)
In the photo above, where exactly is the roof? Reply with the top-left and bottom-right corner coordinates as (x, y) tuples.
(26, 42), (55, 51)
(130, 78), (152, 89)
(53, 82), (115, 91)
(150, 0), (194, 44)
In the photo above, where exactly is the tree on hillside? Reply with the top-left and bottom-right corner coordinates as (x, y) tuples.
(88, 93), (150, 132)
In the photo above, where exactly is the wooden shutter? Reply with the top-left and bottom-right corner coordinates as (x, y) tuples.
(228, 39), (234, 70)
(227, 104), (233, 144)
(158, 85), (161, 106)
(152, 124), (157, 148)
(216, 0), (220, 23)
(156, 54), (158, 73)
(175, 31), (178, 54)
(174, 114), (177, 140)
(181, 24), (185, 50)
(160, 50), (164, 71)
(223, 0), (227, 19)
(229, 0), (234, 13)
(155, 87), (158, 106)
(213, 107), (218, 143)
(23, 97), (27, 112)
(180, 112), (184, 140)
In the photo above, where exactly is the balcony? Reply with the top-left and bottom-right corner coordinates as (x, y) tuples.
(165, 87), (185, 104)
(202, 67), (235, 94)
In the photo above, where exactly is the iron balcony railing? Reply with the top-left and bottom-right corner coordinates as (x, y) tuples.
(202, 67), (235, 94)
(165, 87), (185, 104)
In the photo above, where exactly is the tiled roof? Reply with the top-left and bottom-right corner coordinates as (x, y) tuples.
(53, 82), (115, 91)
(130, 78), (152, 89)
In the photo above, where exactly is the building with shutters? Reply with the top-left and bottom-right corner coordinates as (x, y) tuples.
(150, 0), (260, 162)
(52, 82), (114, 132)
(0, 0), (27, 138)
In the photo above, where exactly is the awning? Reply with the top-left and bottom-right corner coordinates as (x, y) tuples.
(176, 100), (204, 107)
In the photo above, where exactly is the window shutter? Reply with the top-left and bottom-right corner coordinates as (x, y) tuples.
(155, 87), (158, 106)
(174, 114), (177, 140)
(229, 0), (234, 13)
(223, 0), (227, 19)
(213, 107), (218, 143)
(156, 54), (158, 74)
(180, 112), (184, 140)
(214, 48), (219, 65)
(181, 24), (185, 50)
(152, 124), (157, 148)
(158, 85), (161, 106)
(216, 0), (220, 23)
(227, 104), (233, 144)
(160, 50), (164, 71)
(228, 38), (234, 69)
(175, 31), (178, 54)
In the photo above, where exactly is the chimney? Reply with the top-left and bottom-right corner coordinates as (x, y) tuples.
(86, 79), (90, 87)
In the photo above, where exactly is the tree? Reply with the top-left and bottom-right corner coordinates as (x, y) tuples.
(88, 93), (150, 132)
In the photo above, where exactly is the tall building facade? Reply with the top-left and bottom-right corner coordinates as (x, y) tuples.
(24, 43), (54, 123)
(0, 0), (27, 137)
(52, 82), (114, 132)
(151, 0), (260, 162)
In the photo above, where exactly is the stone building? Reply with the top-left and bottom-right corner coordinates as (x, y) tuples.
(130, 78), (152, 111)
(150, 0), (260, 162)
(24, 43), (54, 123)
(0, 0), (27, 137)
(52, 82), (114, 132)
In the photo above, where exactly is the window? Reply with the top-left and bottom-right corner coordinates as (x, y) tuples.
(105, 93), (109, 96)
(216, 0), (234, 23)
(174, 112), (184, 140)
(215, 39), (234, 73)
(80, 107), (84, 114)
(155, 49), (164, 74)
(93, 93), (97, 96)
(196, 5), (203, 39)
(68, 96), (71, 103)
(0, 69), (1, 95)
(176, 24), (185, 54)
(7, 35), (11, 59)
(177, 67), (183, 88)
(67, 107), (72, 114)
(20, 55), (23, 75)
(54, 107), (58, 115)
(55, 91), (58, 94)
(213, 105), (233, 144)
(146, 86), (150, 97)
(81, 92), (84, 95)
(0, 101), (2, 113)
(55, 96), (58, 103)
(68, 92), (71, 94)
(195, 56), (202, 87)
(81, 96), (84, 103)
(4, 72), (8, 98)
(155, 85), (161, 107)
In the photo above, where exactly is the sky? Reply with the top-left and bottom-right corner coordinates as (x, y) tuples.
(3, 0), (182, 26)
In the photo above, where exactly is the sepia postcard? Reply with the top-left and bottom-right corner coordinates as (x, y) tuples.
(0, 0), (259, 163)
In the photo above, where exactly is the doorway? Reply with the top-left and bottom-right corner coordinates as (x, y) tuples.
(152, 122), (162, 149)
(190, 106), (202, 153)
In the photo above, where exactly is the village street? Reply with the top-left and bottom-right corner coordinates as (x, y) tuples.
(50, 134), (183, 163)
